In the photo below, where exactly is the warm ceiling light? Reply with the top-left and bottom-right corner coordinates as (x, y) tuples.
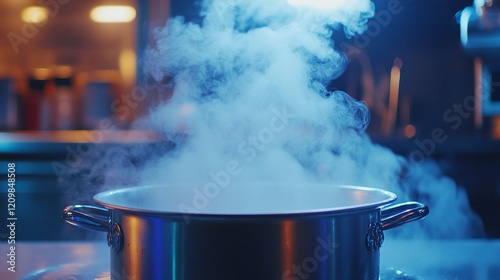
(54, 66), (73, 78)
(21, 6), (48, 23)
(287, 0), (346, 10)
(90, 5), (136, 23)
(32, 68), (51, 80)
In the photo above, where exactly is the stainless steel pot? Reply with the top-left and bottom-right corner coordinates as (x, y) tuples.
(62, 184), (429, 280)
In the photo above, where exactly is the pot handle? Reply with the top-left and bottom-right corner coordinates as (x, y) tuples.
(381, 202), (429, 230)
(61, 205), (110, 232)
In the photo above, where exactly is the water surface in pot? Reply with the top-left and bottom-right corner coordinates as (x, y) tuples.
(94, 184), (396, 215)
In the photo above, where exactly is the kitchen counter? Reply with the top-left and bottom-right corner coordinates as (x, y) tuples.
(0, 241), (109, 280)
(0, 239), (499, 280)
(380, 239), (500, 279)
(0, 130), (160, 155)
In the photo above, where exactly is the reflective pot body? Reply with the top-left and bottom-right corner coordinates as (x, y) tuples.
(110, 208), (380, 280)
(62, 184), (428, 280)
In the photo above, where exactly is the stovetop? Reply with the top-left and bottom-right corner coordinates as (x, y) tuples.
(381, 239), (500, 280)
(22, 262), (109, 280)
(1, 239), (499, 280)
(20, 263), (423, 280)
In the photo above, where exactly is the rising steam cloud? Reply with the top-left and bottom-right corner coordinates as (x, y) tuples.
(78, 0), (483, 239)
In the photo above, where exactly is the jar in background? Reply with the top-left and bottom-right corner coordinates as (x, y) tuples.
(24, 77), (51, 130)
(51, 77), (75, 130)
(0, 78), (20, 130)
(81, 82), (114, 130)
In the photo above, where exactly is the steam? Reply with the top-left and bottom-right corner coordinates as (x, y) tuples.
(142, 0), (377, 186)
(72, 0), (483, 239)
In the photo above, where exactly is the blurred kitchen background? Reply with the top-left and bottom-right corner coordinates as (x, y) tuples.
(0, 0), (499, 241)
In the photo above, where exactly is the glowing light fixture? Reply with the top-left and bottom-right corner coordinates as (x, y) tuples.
(54, 66), (73, 78)
(21, 6), (48, 23)
(287, 0), (346, 10)
(383, 58), (403, 136)
(32, 68), (51, 80)
(90, 5), (136, 23)
(404, 124), (416, 138)
(119, 49), (137, 86)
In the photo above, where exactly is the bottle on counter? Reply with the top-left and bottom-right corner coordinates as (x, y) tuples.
(81, 81), (114, 130)
(51, 76), (75, 130)
(24, 77), (51, 130)
(0, 78), (21, 130)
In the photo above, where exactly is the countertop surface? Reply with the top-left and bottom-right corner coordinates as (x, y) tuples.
(0, 131), (161, 155)
(0, 131), (159, 144)
(1, 131), (500, 155)
(0, 241), (109, 280)
(0, 239), (499, 280)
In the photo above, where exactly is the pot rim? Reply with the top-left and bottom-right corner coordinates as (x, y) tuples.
(93, 184), (397, 217)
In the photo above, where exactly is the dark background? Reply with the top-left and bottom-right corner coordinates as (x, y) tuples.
(332, 0), (500, 238)
(333, 0), (476, 136)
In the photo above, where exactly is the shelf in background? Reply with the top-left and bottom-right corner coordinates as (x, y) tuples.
(0, 130), (160, 155)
